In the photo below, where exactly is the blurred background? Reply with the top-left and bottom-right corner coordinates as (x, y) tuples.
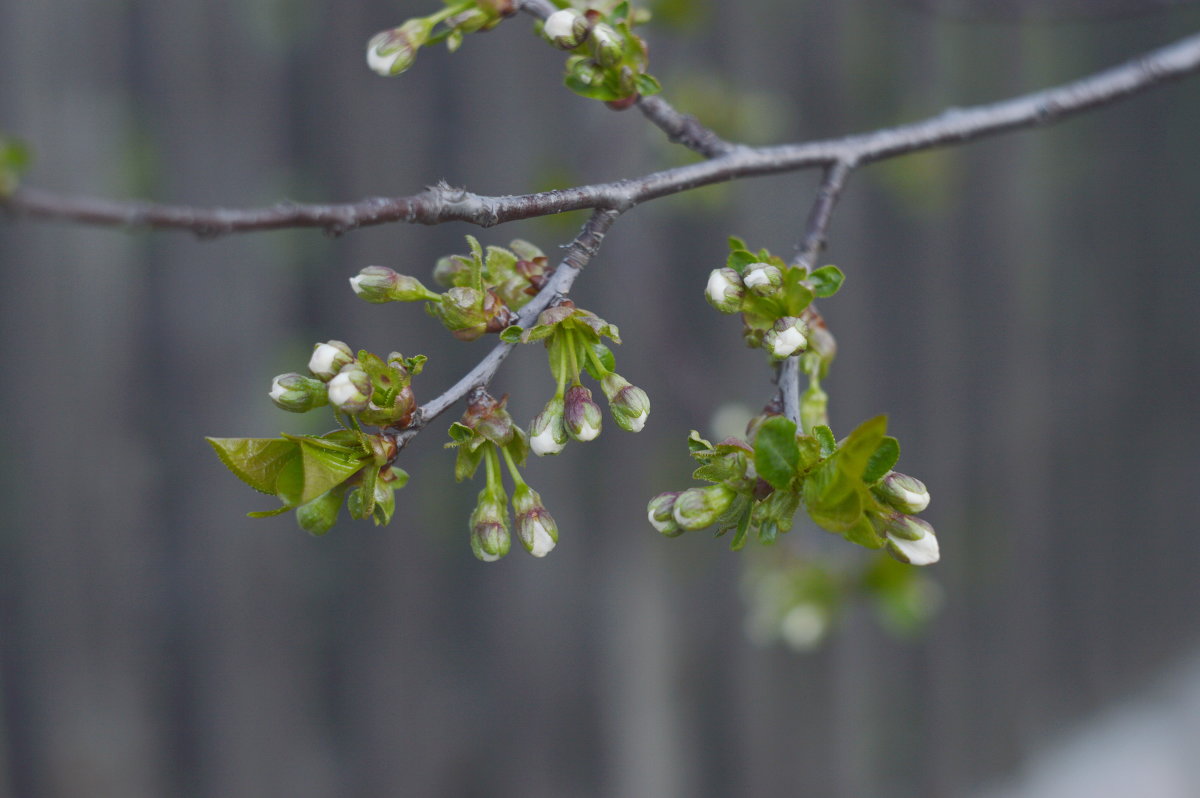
(2, 0), (1199, 796)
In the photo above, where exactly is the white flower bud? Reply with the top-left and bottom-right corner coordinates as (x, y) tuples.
(743, 262), (782, 296)
(529, 398), (568, 456)
(875, 472), (931, 513)
(705, 267), (745, 314)
(543, 9), (588, 49)
(327, 366), (371, 413)
(880, 514), (940, 566)
(765, 317), (807, 359)
(308, 340), (355, 381)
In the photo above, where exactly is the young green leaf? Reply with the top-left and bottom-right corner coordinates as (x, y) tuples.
(295, 486), (346, 536)
(808, 265), (846, 298)
(836, 415), (888, 481)
(207, 437), (300, 496)
(295, 441), (369, 505)
(783, 269), (815, 316)
(813, 425), (837, 457)
(500, 325), (524, 344)
(753, 416), (800, 490)
(862, 436), (901, 484)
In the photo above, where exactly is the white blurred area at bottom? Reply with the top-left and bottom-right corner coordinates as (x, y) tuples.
(977, 651), (1200, 798)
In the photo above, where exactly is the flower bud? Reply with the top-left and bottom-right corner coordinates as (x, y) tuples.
(327, 365), (371, 413)
(350, 266), (436, 303)
(308, 340), (355, 381)
(543, 8), (589, 49)
(799, 383), (828, 434)
(874, 471), (930, 513)
(877, 512), (940, 566)
(647, 491), (683, 537)
(705, 267), (745, 314)
(513, 484), (558, 557)
(743, 262), (783, 297)
(269, 372), (328, 413)
(764, 316), (807, 359)
(601, 374), (650, 433)
(530, 398), (568, 456)
(590, 23), (622, 67)
(436, 286), (489, 341)
(470, 490), (511, 562)
(366, 18), (431, 76)
(564, 384), (602, 442)
(672, 484), (737, 531)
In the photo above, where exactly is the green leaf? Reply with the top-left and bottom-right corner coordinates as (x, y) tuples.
(796, 435), (823, 470)
(758, 521), (779, 545)
(505, 425), (530, 466)
(207, 437), (300, 496)
(404, 354), (427, 375)
(726, 249), (758, 274)
(782, 269), (815, 316)
(862, 436), (901, 484)
(728, 236), (748, 252)
(373, 486), (396, 526)
(358, 465), (379, 519)
(294, 442), (368, 505)
(455, 442), (486, 482)
(842, 515), (885, 549)
(447, 422), (475, 445)
(753, 416), (799, 490)
(808, 265), (845, 298)
(813, 425), (836, 457)
(634, 72), (662, 97)
(692, 458), (740, 483)
(295, 486), (346, 536)
(837, 415), (888, 481)
(582, 340), (616, 380)
(247, 506), (290, 518)
(687, 430), (713, 454)
(729, 508), (752, 551)
(500, 325), (524, 344)
(760, 487), (800, 532)
(803, 459), (862, 532)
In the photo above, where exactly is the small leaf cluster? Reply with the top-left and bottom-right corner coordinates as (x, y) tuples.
(207, 431), (409, 535)
(0, 134), (31, 197)
(351, 235), (550, 341)
(207, 341), (425, 534)
(543, 2), (662, 106)
(447, 391), (559, 561)
(366, 1), (518, 76)
(506, 300), (649, 455)
(705, 237), (845, 361)
(648, 414), (940, 566)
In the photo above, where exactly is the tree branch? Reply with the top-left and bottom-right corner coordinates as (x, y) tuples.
(5, 30), (1199, 236)
(392, 208), (619, 450)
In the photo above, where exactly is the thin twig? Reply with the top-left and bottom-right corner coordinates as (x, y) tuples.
(392, 208), (619, 449)
(778, 162), (855, 425)
(634, 95), (740, 158)
(5, 30), (1200, 235)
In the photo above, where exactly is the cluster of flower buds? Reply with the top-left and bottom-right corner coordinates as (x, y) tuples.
(649, 409), (940, 567)
(448, 390), (559, 560)
(511, 300), (648, 455)
(545, 4), (661, 106)
(867, 471), (938, 566)
(366, 1), (517, 76)
(352, 236), (550, 342)
(705, 237), (845, 362)
(282, 340), (425, 429)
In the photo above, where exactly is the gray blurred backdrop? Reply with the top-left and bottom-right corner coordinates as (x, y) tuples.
(2, 1), (1200, 796)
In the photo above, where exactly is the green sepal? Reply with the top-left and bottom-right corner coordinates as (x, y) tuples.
(207, 437), (300, 496)
(359, 465), (380, 519)
(373, 484), (397, 526)
(692, 457), (742, 483)
(500, 325), (524, 344)
(728, 236), (748, 251)
(863, 436), (901, 484)
(753, 416), (800, 490)
(808, 265), (845, 298)
(813, 425), (837, 457)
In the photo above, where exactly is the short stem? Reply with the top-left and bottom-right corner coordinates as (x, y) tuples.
(501, 446), (527, 489)
(566, 328), (582, 385)
(484, 443), (502, 492)
(427, 2), (472, 26)
(584, 340), (610, 377)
